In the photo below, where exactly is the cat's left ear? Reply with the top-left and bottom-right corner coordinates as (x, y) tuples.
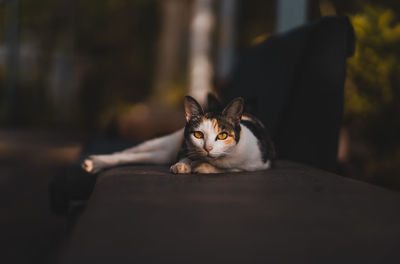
(184, 96), (204, 122)
(222, 97), (244, 124)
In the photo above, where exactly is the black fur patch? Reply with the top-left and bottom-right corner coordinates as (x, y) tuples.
(240, 114), (275, 163)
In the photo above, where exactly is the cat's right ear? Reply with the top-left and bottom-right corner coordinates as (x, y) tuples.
(184, 96), (203, 122)
(222, 97), (244, 124)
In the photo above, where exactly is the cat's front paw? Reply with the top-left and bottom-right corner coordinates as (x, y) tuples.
(193, 162), (221, 174)
(82, 156), (107, 174)
(170, 162), (191, 174)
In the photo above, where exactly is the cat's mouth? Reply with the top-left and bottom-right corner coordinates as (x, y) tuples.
(188, 149), (224, 160)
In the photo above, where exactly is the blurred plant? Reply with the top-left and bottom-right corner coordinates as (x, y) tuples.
(345, 4), (400, 189)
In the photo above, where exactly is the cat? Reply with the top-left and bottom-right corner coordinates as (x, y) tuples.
(82, 94), (275, 174)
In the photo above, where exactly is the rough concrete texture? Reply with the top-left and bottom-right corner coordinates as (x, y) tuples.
(62, 161), (400, 264)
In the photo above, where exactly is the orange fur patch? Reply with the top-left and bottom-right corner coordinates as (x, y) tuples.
(241, 114), (251, 121)
(211, 119), (219, 133)
(224, 136), (235, 145)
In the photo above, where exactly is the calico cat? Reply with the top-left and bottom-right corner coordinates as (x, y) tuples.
(82, 95), (274, 174)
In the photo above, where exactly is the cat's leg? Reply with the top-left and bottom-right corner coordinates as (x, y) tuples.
(170, 158), (192, 174)
(83, 149), (176, 174)
(192, 162), (222, 174)
(82, 129), (184, 173)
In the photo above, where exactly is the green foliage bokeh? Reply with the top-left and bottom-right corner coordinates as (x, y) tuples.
(345, 5), (400, 188)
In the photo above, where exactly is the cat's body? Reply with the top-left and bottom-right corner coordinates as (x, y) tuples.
(83, 95), (274, 174)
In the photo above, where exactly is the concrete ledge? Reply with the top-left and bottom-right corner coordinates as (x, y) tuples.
(61, 161), (400, 263)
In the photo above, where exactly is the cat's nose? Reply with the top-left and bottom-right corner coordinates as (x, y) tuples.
(205, 145), (213, 152)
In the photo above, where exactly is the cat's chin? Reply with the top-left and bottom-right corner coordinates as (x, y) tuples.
(206, 153), (226, 159)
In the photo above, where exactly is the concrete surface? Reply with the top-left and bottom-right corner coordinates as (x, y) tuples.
(61, 161), (400, 264)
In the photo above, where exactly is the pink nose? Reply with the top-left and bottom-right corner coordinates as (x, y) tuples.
(205, 145), (213, 152)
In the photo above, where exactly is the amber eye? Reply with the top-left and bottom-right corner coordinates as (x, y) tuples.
(216, 132), (228, 140)
(193, 131), (204, 139)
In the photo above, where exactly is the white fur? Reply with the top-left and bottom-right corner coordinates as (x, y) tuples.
(170, 157), (191, 174)
(83, 129), (184, 173)
(190, 119), (236, 158)
(207, 125), (271, 171)
(186, 121), (271, 173)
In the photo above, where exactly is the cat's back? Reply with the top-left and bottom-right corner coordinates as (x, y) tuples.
(240, 113), (275, 163)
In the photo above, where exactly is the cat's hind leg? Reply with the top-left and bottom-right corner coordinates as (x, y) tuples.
(82, 129), (184, 174)
(83, 150), (174, 174)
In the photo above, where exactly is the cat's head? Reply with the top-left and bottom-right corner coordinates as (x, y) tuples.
(183, 95), (244, 160)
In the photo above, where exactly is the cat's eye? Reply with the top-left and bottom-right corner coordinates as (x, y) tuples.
(216, 132), (228, 140)
(193, 131), (204, 139)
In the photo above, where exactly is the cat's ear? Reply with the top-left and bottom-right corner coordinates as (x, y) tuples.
(184, 96), (204, 122)
(206, 93), (223, 112)
(222, 97), (244, 124)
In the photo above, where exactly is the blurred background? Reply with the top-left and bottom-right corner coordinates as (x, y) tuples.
(1, 0), (400, 263)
